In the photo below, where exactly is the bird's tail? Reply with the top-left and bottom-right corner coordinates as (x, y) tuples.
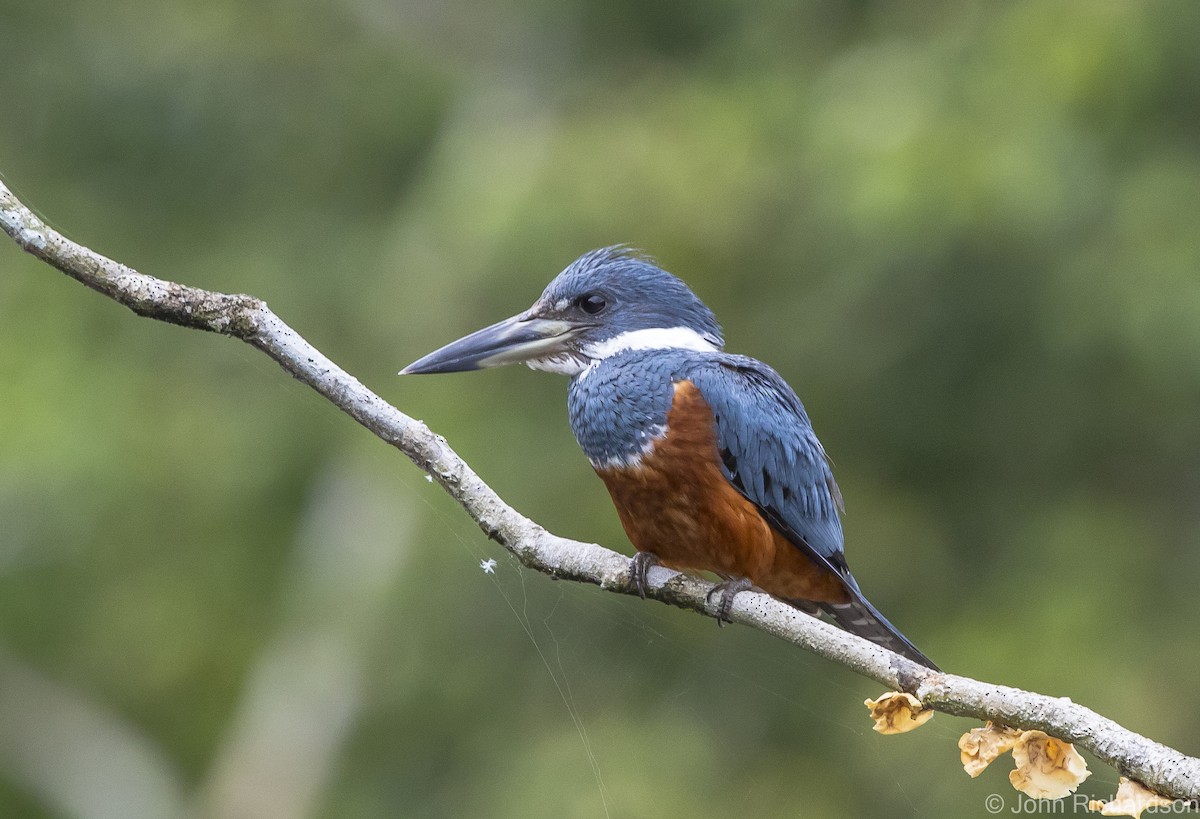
(802, 586), (938, 670)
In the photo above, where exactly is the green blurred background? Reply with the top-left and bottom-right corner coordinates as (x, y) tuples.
(2, 1), (1199, 816)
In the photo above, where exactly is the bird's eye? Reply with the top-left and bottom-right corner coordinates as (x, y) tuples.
(577, 293), (608, 315)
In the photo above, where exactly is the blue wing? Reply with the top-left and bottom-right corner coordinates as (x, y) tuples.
(688, 355), (848, 579)
(688, 355), (939, 669)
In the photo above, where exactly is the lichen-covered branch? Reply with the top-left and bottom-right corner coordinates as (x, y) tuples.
(3, 178), (1197, 802)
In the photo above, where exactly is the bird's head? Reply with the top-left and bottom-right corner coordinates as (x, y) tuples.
(400, 247), (724, 378)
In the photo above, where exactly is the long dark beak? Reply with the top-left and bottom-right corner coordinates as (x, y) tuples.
(399, 312), (582, 375)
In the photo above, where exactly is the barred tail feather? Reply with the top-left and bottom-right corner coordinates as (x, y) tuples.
(812, 593), (939, 671)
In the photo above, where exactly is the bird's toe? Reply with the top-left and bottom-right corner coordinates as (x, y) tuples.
(707, 577), (753, 626)
(629, 551), (661, 599)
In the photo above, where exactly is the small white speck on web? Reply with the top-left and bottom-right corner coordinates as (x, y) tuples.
(480, 558), (497, 574)
(424, 474), (433, 483)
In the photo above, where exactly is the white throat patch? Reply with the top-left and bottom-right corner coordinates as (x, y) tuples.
(528, 326), (720, 378)
(582, 327), (720, 361)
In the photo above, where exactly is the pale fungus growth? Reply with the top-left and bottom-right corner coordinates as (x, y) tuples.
(863, 692), (933, 734)
(1087, 777), (1175, 818)
(958, 722), (1023, 778)
(1007, 730), (1090, 799)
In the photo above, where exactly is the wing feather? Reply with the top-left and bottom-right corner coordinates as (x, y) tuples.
(688, 356), (939, 669)
(688, 356), (848, 578)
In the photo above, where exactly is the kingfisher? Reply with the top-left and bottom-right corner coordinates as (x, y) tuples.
(400, 247), (937, 669)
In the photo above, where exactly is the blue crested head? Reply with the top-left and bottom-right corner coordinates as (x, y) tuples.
(400, 246), (724, 378)
(537, 247), (724, 352)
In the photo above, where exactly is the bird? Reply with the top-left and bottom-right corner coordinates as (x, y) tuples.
(400, 247), (937, 669)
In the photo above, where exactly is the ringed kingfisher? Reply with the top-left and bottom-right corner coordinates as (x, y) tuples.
(401, 247), (937, 669)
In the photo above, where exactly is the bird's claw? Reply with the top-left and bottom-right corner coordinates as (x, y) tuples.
(707, 577), (753, 627)
(629, 552), (661, 599)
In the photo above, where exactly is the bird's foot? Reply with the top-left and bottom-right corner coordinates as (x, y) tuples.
(628, 552), (661, 599)
(707, 577), (753, 627)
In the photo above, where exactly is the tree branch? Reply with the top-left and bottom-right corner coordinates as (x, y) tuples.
(3, 178), (1197, 802)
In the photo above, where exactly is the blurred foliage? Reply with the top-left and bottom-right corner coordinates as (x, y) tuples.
(2, 0), (1200, 816)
